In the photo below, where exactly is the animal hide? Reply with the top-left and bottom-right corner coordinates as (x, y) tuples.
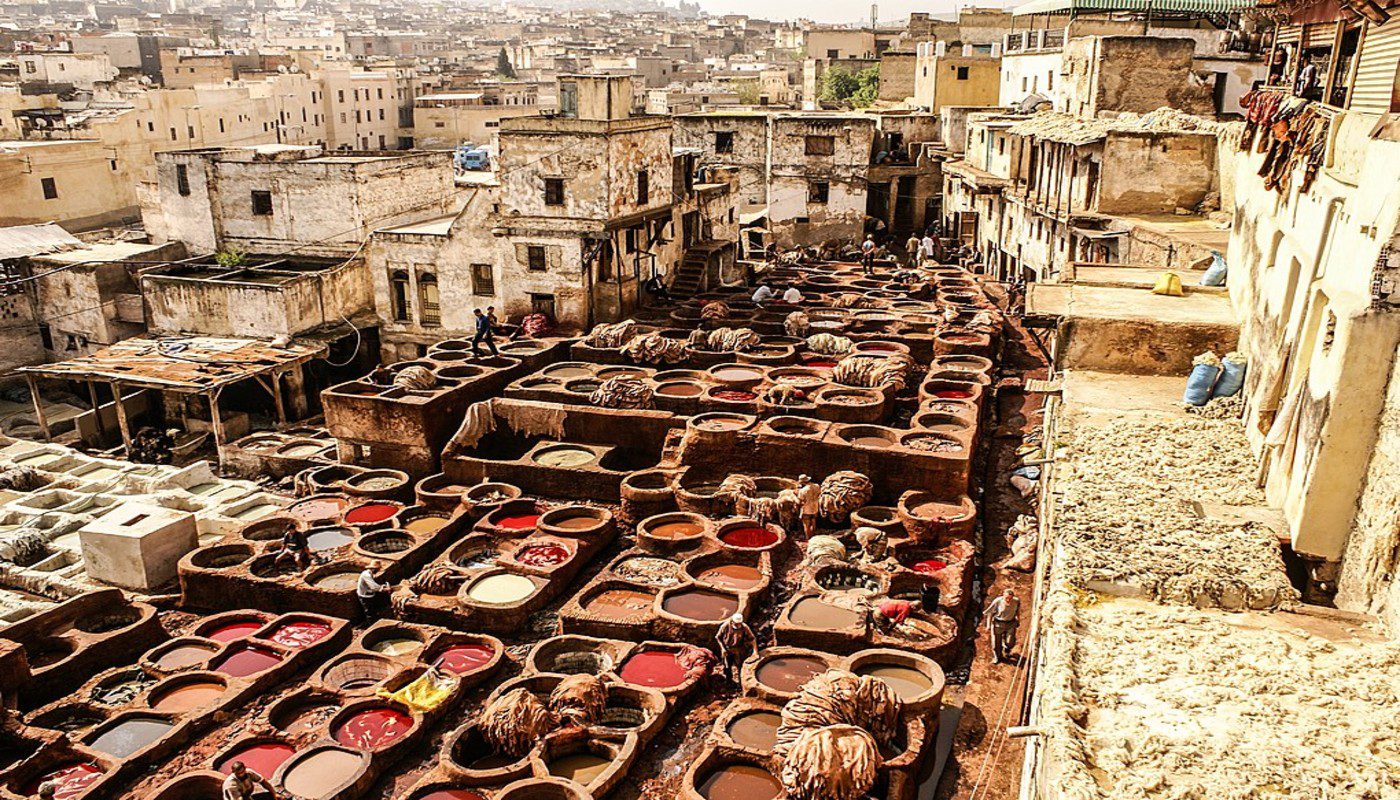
(479, 687), (556, 757)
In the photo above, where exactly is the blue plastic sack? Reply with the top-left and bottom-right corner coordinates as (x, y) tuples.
(1213, 357), (1247, 398)
(1183, 363), (1220, 406)
(1200, 253), (1227, 287)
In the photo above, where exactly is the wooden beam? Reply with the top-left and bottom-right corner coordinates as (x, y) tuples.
(270, 370), (287, 424)
(87, 381), (105, 437)
(209, 387), (228, 471)
(24, 374), (50, 442)
(111, 381), (133, 455)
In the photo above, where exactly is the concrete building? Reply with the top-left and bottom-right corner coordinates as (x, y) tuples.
(16, 52), (118, 91)
(912, 42), (1003, 112)
(0, 140), (134, 230)
(412, 83), (541, 150)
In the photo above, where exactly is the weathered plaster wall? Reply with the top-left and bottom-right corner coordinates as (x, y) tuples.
(1062, 36), (1214, 117)
(1098, 132), (1217, 214)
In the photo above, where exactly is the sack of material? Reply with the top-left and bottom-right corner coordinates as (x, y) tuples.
(1152, 272), (1184, 297)
(1200, 253), (1228, 286)
(1183, 351), (1222, 406)
(1212, 351), (1248, 398)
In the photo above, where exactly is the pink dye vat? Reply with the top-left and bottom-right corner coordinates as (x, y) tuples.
(345, 503), (399, 525)
(804, 359), (838, 369)
(908, 558), (948, 574)
(720, 526), (779, 549)
(23, 763), (103, 800)
(618, 649), (687, 688)
(205, 620), (264, 642)
(515, 544), (569, 567)
(713, 389), (757, 402)
(333, 706), (414, 749)
(433, 644), (495, 675)
(213, 644), (284, 678)
(217, 742), (295, 777)
(267, 620), (332, 649)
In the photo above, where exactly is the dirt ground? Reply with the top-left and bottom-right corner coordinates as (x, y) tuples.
(934, 292), (1048, 800)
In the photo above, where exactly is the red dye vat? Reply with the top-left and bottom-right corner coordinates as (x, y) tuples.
(267, 620), (332, 649)
(863, 342), (900, 351)
(345, 502), (399, 525)
(933, 389), (973, 399)
(804, 359), (838, 369)
(909, 558), (948, 574)
(205, 620), (264, 642)
(418, 791), (486, 800)
(334, 706), (414, 749)
(23, 763), (103, 800)
(618, 649), (687, 688)
(713, 389), (757, 402)
(515, 544), (569, 567)
(213, 644), (284, 677)
(720, 526), (779, 549)
(433, 644), (495, 675)
(493, 514), (539, 530)
(217, 742), (295, 777)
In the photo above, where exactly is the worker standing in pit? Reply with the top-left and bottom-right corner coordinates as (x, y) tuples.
(985, 586), (1021, 664)
(715, 612), (756, 682)
(796, 475), (820, 540)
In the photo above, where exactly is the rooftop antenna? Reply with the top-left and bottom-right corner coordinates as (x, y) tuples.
(870, 3), (878, 28)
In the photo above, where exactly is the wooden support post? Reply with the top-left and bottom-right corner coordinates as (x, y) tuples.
(269, 371), (287, 425)
(111, 381), (133, 455)
(209, 387), (228, 470)
(87, 381), (105, 437)
(25, 374), (50, 442)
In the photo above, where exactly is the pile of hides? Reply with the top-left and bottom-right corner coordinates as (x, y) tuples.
(393, 365), (437, 391)
(585, 320), (637, 348)
(853, 526), (887, 561)
(446, 401), (496, 453)
(833, 293), (879, 309)
(805, 534), (848, 564)
(774, 669), (903, 796)
(0, 467), (44, 492)
(832, 354), (914, 391)
(479, 688), (556, 757)
(785, 311), (811, 338)
(688, 327), (762, 353)
(590, 377), (655, 410)
(622, 332), (689, 364)
(818, 471), (873, 523)
(497, 402), (567, 440)
(403, 563), (470, 596)
(549, 674), (607, 727)
(1002, 514), (1038, 572)
(675, 644), (716, 679)
(737, 492), (798, 530)
(779, 725), (880, 800)
(806, 334), (854, 356)
(519, 313), (552, 338)
(762, 383), (807, 406)
(700, 301), (731, 322)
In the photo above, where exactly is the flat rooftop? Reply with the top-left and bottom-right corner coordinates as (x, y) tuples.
(1027, 281), (1235, 326)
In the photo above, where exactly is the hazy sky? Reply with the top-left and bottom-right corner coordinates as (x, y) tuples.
(697, 0), (1013, 25)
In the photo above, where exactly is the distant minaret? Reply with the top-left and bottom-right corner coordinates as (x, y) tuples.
(870, 3), (878, 28)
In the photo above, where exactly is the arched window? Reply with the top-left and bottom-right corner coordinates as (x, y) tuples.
(389, 270), (411, 322)
(419, 272), (441, 326)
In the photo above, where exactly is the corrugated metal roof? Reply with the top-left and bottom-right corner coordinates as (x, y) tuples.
(1012, 0), (1256, 15)
(0, 223), (82, 262)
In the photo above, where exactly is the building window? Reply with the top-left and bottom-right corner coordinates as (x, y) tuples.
(804, 135), (835, 156)
(418, 273), (440, 326)
(826, 49), (840, 59)
(170, 127), (177, 141)
(809, 180), (829, 204)
(110, 159), (117, 172)
(544, 177), (565, 206)
(24, 61), (36, 74)
(251, 190), (273, 216)
(389, 270), (411, 321)
(338, 90), (345, 103)
(471, 263), (495, 295)
(176, 164), (190, 196)
(527, 245), (548, 271)
(377, 88), (383, 99)
(40, 178), (57, 200)
(956, 66), (969, 80)
(637, 170), (649, 205)
(530, 292), (556, 318)
(715, 131), (734, 153)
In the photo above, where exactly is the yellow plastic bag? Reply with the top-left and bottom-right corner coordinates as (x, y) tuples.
(376, 667), (457, 713)
(1152, 272), (1184, 297)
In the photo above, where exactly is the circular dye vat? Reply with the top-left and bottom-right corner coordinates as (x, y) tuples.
(465, 573), (535, 605)
(402, 516), (448, 534)
(23, 762), (103, 800)
(789, 597), (863, 630)
(698, 764), (782, 800)
(618, 649), (687, 688)
(908, 558), (948, 574)
(719, 526), (778, 549)
(277, 703), (337, 736)
(212, 644), (284, 678)
(433, 644), (495, 675)
(155, 643), (217, 671)
(548, 513), (601, 531)
(856, 663), (934, 701)
(491, 513), (539, 531)
(334, 707), (413, 749)
(695, 564), (764, 591)
(804, 359), (839, 369)
(204, 620), (264, 643)
(282, 749), (363, 799)
(287, 496), (349, 525)
(712, 389), (756, 402)
(614, 557), (681, 586)
(345, 503), (399, 525)
(661, 589), (738, 621)
(534, 447), (597, 468)
(305, 527), (355, 552)
(548, 753), (610, 785)
(849, 435), (894, 448)
(312, 571), (361, 591)
(150, 680), (225, 712)
(933, 389), (973, 399)
(584, 588), (655, 619)
(515, 543), (570, 567)
(418, 791), (487, 800)
(545, 365), (593, 378)
(218, 742), (296, 776)
(656, 381), (703, 397)
(88, 717), (175, 758)
(712, 366), (762, 382)
(646, 520), (703, 539)
(370, 637), (421, 657)
(267, 620), (332, 649)
(726, 711), (780, 750)
(756, 655), (827, 693)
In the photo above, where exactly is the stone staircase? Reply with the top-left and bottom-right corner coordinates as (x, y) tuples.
(670, 239), (728, 298)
